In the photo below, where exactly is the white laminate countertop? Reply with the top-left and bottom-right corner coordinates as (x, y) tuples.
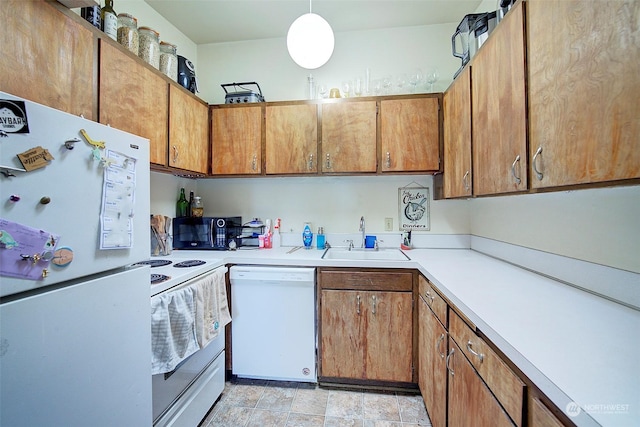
(173, 247), (640, 427)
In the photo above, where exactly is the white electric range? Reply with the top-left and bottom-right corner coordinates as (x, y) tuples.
(139, 255), (223, 297)
(138, 254), (226, 426)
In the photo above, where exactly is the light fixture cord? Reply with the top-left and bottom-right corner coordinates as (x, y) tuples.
(309, 0), (312, 14)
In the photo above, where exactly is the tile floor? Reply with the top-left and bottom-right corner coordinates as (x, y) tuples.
(199, 379), (432, 427)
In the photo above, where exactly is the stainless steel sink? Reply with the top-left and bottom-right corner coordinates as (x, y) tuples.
(322, 247), (410, 261)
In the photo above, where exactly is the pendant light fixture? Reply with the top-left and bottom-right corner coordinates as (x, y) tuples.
(287, 0), (335, 69)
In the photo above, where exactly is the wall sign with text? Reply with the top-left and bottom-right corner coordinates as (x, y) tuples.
(398, 186), (430, 231)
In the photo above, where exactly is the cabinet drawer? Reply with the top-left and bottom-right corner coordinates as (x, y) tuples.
(418, 276), (447, 327)
(450, 310), (525, 426)
(319, 270), (413, 291)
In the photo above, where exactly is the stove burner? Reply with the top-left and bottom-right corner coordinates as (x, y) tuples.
(135, 259), (172, 268)
(173, 260), (206, 268)
(150, 273), (171, 284)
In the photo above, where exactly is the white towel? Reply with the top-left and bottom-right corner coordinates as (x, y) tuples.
(151, 286), (199, 375)
(194, 267), (232, 348)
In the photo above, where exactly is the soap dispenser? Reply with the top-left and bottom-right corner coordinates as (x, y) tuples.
(302, 222), (313, 249)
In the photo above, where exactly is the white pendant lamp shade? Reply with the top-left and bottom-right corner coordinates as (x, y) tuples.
(287, 12), (335, 69)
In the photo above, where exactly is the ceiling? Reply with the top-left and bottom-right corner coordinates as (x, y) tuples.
(144, 0), (483, 45)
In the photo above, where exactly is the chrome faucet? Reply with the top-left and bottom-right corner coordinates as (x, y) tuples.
(359, 216), (365, 248)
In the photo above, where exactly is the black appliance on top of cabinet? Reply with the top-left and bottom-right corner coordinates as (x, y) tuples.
(177, 55), (198, 93)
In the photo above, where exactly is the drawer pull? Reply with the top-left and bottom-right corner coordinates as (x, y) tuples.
(356, 295), (361, 315)
(424, 291), (435, 305)
(446, 348), (455, 376)
(372, 295), (377, 315)
(466, 340), (484, 363)
(436, 333), (446, 359)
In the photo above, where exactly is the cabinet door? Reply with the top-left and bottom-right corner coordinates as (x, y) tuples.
(447, 339), (514, 427)
(265, 104), (318, 174)
(0, 1), (95, 119)
(527, 0), (640, 187)
(321, 101), (377, 173)
(443, 66), (472, 198)
(418, 293), (447, 427)
(364, 291), (413, 382)
(472, 1), (527, 195)
(99, 41), (169, 165)
(320, 289), (365, 379)
(380, 97), (440, 173)
(211, 106), (262, 175)
(168, 85), (209, 174)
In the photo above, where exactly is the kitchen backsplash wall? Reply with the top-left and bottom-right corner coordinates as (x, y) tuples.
(470, 184), (640, 274)
(150, 172), (471, 237)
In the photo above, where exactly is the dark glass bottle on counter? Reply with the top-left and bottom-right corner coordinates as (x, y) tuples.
(188, 191), (194, 216)
(176, 188), (189, 218)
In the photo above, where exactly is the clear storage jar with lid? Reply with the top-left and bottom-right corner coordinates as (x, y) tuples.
(159, 41), (178, 81)
(138, 26), (160, 69)
(117, 13), (138, 55)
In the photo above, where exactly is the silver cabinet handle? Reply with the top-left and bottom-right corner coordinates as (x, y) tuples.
(446, 348), (455, 376)
(372, 295), (377, 315)
(532, 146), (543, 180)
(424, 291), (435, 306)
(308, 154), (314, 171)
(385, 152), (391, 168)
(511, 154), (521, 185)
(463, 170), (470, 191)
(251, 154), (257, 171)
(436, 333), (446, 359)
(172, 145), (179, 163)
(356, 295), (361, 315)
(466, 340), (484, 363)
(325, 153), (332, 169)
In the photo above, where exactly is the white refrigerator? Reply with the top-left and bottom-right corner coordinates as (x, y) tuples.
(0, 92), (152, 426)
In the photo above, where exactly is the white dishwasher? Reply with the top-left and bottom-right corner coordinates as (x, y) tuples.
(230, 266), (317, 382)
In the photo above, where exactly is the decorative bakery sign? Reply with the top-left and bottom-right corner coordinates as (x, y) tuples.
(0, 99), (30, 134)
(398, 185), (430, 231)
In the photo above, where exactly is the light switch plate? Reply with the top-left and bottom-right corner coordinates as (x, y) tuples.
(384, 218), (393, 231)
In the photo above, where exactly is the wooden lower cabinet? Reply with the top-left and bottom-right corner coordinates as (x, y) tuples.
(529, 396), (565, 427)
(321, 289), (413, 382)
(318, 269), (414, 384)
(447, 337), (515, 427)
(418, 290), (448, 427)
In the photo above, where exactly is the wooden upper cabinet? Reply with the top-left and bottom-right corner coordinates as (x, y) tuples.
(99, 41), (168, 165)
(265, 103), (318, 174)
(211, 105), (263, 175)
(527, 0), (640, 188)
(0, 1), (95, 119)
(380, 96), (440, 173)
(472, 1), (527, 195)
(321, 101), (377, 173)
(168, 86), (209, 174)
(444, 66), (472, 198)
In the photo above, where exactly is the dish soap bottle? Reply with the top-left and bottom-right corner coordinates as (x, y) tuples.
(317, 227), (326, 250)
(176, 188), (188, 217)
(302, 222), (313, 249)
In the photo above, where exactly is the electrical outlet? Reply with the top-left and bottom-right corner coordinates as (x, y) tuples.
(384, 218), (393, 231)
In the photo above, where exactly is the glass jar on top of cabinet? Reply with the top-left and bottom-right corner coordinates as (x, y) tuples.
(117, 13), (138, 55)
(159, 41), (178, 81)
(138, 26), (160, 69)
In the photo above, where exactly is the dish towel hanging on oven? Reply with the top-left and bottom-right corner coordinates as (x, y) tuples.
(194, 267), (231, 348)
(151, 286), (199, 375)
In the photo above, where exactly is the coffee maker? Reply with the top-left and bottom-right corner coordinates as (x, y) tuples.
(177, 55), (198, 93)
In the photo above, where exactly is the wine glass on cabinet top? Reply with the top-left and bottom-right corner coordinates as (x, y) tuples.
(426, 68), (439, 91)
